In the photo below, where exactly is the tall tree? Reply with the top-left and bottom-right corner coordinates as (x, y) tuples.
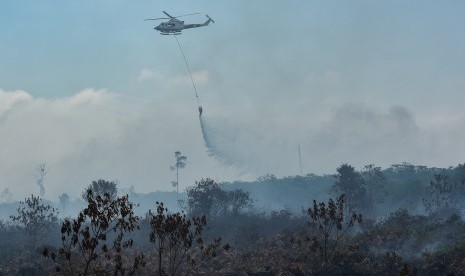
(423, 173), (454, 214)
(170, 151), (187, 200)
(37, 163), (47, 197)
(58, 193), (70, 212)
(332, 164), (366, 214)
(361, 164), (386, 216)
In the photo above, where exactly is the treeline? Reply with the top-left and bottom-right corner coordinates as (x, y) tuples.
(222, 162), (465, 217)
(1, 162), (465, 275)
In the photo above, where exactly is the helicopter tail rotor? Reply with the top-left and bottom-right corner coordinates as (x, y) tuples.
(206, 15), (215, 24)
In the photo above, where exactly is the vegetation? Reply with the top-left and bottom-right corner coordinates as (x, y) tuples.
(44, 189), (142, 275)
(10, 194), (58, 247)
(81, 179), (118, 201)
(2, 163), (465, 274)
(307, 194), (362, 274)
(147, 201), (226, 275)
(170, 151), (187, 200)
(185, 178), (253, 217)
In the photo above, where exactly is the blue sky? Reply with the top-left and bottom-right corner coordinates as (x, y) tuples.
(1, 1), (465, 200)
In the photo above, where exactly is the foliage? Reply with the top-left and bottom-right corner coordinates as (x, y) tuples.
(332, 164), (366, 214)
(186, 178), (253, 217)
(10, 194), (58, 247)
(147, 201), (226, 275)
(361, 164), (386, 216)
(422, 174), (455, 215)
(307, 194), (362, 274)
(451, 163), (465, 207)
(81, 179), (118, 201)
(5, 164), (465, 274)
(44, 188), (143, 275)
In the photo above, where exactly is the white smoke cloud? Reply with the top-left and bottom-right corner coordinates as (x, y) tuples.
(68, 88), (108, 105)
(0, 89), (151, 198)
(137, 69), (165, 82)
(0, 89), (33, 117)
(0, 87), (235, 201)
(136, 68), (209, 86)
(1, 86), (464, 201)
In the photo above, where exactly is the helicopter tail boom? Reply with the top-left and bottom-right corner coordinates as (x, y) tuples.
(183, 15), (214, 30)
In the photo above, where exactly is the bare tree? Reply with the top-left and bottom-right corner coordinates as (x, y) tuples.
(37, 163), (47, 197)
(170, 151), (187, 200)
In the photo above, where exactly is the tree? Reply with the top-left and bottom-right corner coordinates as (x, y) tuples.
(186, 178), (253, 217)
(423, 174), (454, 215)
(81, 179), (118, 201)
(361, 164), (386, 216)
(45, 187), (143, 275)
(332, 164), (366, 214)
(307, 194), (362, 275)
(170, 151), (187, 200)
(37, 163), (47, 197)
(10, 194), (58, 247)
(58, 193), (70, 212)
(147, 201), (226, 275)
(228, 189), (253, 215)
(452, 163), (465, 207)
(186, 179), (226, 217)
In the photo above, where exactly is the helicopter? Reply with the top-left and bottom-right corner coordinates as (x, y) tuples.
(144, 11), (214, 35)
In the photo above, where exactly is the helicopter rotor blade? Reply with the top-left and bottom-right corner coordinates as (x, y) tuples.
(145, 11), (201, 22)
(163, 11), (174, 18)
(163, 11), (200, 18)
(173, 12), (201, 18)
(143, 17), (170, 21)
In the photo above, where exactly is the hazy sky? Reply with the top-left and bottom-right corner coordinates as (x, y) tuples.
(1, 1), (465, 200)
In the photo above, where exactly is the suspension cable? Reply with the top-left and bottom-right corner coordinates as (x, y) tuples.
(173, 34), (201, 107)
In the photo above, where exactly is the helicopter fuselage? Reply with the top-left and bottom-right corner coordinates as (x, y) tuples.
(154, 17), (213, 35)
(154, 19), (184, 34)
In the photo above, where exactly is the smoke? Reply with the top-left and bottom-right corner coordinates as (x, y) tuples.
(0, 89), (33, 117)
(196, 103), (465, 176)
